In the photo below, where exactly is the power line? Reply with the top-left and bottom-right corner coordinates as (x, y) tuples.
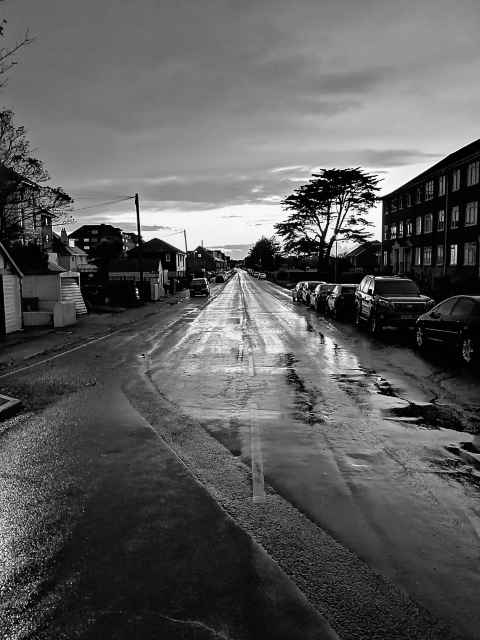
(68, 196), (134, 213)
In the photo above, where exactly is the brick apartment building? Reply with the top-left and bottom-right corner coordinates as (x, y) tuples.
(382, 139), (480, 295)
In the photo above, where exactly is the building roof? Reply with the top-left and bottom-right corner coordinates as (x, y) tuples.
(0, 240), (24, 277)
(69, 224), (122, 238)
(383, 138), (480, 199)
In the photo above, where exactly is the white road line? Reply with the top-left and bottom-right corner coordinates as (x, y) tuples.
(249, 402), (265, 503)
(0, 327), (127, 380)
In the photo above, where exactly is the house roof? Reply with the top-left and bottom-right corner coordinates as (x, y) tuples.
(382, 137), (480, 199)
(129, 237), (185, 257)
(108, 258), (162, 272)
(0, 240), (24, 277)
(53, 233), (88, 256)
(344, 240), (381, 258)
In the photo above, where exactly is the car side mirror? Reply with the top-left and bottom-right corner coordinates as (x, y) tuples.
(367, 288), (373, 295)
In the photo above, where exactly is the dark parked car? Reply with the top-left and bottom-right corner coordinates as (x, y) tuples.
(189, 277), (210, 296)
(215, 274), (225, 283)
(292, 281), (307, 304)
(311, 283), (335, 313)
(326, 284), (357, 318)
(416, 295), (480, 364)
(355, 275), (434, 334)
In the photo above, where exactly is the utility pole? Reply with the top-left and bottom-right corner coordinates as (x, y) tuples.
(183, 229), (188, 253)
(134, 193), (144, 300)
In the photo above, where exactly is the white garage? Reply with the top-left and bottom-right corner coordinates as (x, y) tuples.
(0, 242), (23, 336)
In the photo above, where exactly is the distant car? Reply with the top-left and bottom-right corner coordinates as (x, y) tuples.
(292, 281), (306, 304)
(355, 275), (434, 334)
(301, 281), (325, 305)
(326, 284), (358, 318)
(258, 272), (267, 279)
(215, 274), (225, 283)
(311, 283), (335, 313)
(253, 271), (260, 278)
(416, 295), (480, 364)
(189, 277), (210, 296)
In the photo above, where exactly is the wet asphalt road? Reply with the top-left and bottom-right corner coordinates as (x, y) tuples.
(149, 270), (480, 638)
(0, 271), (479, 639)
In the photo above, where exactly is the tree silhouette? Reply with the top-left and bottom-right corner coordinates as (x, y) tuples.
(275, 168), (380, 268)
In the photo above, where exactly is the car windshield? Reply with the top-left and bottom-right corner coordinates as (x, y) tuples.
(192, 279), (206, 284)
(375, 280), (419, 296)
(341, 286), (357, 293)
(308, 282), (322, 290)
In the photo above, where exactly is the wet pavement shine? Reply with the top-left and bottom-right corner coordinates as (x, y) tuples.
(0, 271), (479, 639)
(147, 270), (480, 639)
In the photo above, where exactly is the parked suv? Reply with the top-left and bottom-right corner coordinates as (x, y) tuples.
(355, 276), (434, 334)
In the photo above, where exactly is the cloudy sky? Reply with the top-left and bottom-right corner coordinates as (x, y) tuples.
(4, 0), (480, 258)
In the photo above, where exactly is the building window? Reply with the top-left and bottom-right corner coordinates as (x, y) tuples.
(406, 220), (413, 236)
(398, 195), (404, 210)
(91, 229), (98, 235)
(414, 247), (422, 265)
(406, 192), (412, 208)
(398, 221), (404, 238)
(452, 168), (461, 191)
(390, 224), (397, 239)
(464, 242), (477, 265)
(465, 201), (478, 226)
(450, 244), (458, 266)
(383, 225), (388, 240)
(423, 247), (432, 265)
(424, 213), (433, 234)
(436, 245), (444, 265)
(165, 253), (171, 262)
(415, 186), (423, 204)
(415, 216), (422, 234)
(383, 201), (390, 216)
(467, 161), (480, 186)
(438, 175), (446, 196)
(437, 209), (445, 231)
(425, 180), (434, 200)
(383, 251), (389, 266)
(391, 198), (397, 213)
(451, 205), (460, 228)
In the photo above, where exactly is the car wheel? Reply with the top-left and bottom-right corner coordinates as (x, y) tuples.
(368, 314), (381, 335)
(415, 326), (426, 349)
(460, 335), (475, 364)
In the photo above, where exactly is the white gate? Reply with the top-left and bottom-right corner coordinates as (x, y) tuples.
(2, 274), (22, 334)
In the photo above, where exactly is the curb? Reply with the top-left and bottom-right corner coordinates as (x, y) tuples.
(0, 393), (22, 420)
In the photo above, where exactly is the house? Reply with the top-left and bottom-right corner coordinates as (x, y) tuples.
(344, 241), (381, 273)
(187, 246), (216, 275)
(0, 240), (23, 336)
(129, 238), (186, 280)
(69, 224), (123, 255)
(52, 229), (95, 273)
(382, 138), (480, 294)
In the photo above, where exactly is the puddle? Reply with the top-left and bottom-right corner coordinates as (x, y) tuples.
(281, 353), (324, 425)
(384, 402), (468, 431)
(428, 456), (480, 490)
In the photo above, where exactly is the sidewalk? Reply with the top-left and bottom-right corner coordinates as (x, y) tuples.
(0, 292), (189, 375)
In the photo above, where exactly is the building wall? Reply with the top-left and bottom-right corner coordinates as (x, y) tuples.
(382, 149), (480, 295)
